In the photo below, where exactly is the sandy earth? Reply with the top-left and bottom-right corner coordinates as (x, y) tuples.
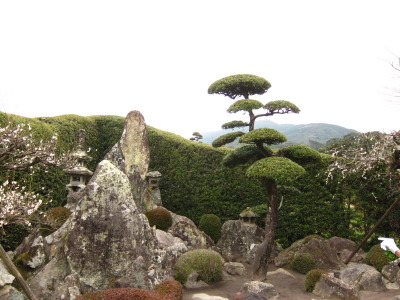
(182, 264), (400, 300)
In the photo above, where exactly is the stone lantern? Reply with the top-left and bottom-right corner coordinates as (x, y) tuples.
(145, 171), (162, 189)
(239, 207), (259, 224)
(144, 171), (162, 211)
(64, 129), (93, 193)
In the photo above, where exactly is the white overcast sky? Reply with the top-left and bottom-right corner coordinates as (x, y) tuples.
(1, 1), (400, 139)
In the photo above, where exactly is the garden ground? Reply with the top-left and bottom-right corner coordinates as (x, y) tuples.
(182, 263), (400, 300)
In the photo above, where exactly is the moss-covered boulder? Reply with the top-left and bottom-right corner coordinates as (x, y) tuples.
(274, 235), (345, 271)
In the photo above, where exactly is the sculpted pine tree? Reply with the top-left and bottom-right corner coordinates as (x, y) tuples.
(208, 74), (321, 280)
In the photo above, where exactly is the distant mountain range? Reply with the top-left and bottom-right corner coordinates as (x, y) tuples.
(201, 120), (358, 149)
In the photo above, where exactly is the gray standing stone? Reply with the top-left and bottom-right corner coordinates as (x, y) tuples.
(27, 111), (169, 299)
(217, 220), (264, 264)
(105, 110), (150, 212)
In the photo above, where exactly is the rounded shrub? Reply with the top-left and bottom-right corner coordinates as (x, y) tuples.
(145, 207), (173, 231)
(291, 253), (316, 274)
(198, 214), (222, 243)
(154, 280), (183, 300)
(304, 269), (327, 292)
(174, 249), (223, 284)
(364, 244), (392, 272)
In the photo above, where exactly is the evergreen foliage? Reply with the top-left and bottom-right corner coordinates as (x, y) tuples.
(264, 100), (300, 114)
(222, 145), (268, 168)
(291, 253), (316, 274)
(145, 207), (173, 231)
(208, 74), (271, 99)
(173, 249), (222, 284)
(221, 120), (248, 130)
(239, 128), (287, 145)
(279, 145), (322, 165)
(227, 99), (264, 113)
(212, 131), (245, 148)
(246, 157), (305, 184)
(304, 269), (327, 292)
(198, 214), (222, 243)
(364, 244), (392, 272)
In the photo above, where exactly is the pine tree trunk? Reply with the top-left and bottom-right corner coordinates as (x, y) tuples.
(252, 179), (278, 281)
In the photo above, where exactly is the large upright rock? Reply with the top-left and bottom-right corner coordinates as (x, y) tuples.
(105, 110), (150, 212)
(27, 111), (168, 299)
(28, 160), (160, 298)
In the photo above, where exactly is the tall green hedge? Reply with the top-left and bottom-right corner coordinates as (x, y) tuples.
(0, 112), (265, 226)
(0, 112), (355, 249)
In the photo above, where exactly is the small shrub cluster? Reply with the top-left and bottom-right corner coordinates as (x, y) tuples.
(304, 269), (327, 292)
(145, 207), (173, 231)
(364, 244), (392, 272)
(76, 280), (183, 300)
(174, 249), (222, 284)
(291, 253), (316, 274)
(198, 214), (222, 243)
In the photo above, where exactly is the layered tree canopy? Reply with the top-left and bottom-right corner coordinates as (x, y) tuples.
(246, 157), (306, 184)
(208, 74), (271, 99)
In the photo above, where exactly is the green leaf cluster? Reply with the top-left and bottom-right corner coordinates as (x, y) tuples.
(145, 207), (173, 231)
(173, 249), (222, 284)
(264, 100), (300, 114)
(222, 144), (268, 168)
(227, 99), (264, 113)
(239, 128), (287, 145)
(212, 131), (245, 148)
(279, 145), (322, 165)
(246, 157), (305, 184)
(304, 269), (327, 292)
(198, 214), (222, 243)
(208, 74), (271, 99)
(221, 120), (248, 130)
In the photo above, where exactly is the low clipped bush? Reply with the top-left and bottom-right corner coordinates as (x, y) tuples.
(198, 214), (222, 243)
(76, 280), (183, 300)
(76, 288), (159, 300)
(364, 244), (392, 272)
(304, 269), (327, 292)
(145, 207), (173, 231)
(174, 249), (222, 284)
(291, 253), (316, 274)
(154, 280), (183, 300)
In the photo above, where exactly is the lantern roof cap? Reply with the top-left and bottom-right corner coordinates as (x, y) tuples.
(64, 166), (93, 176)
(146, 171), (162, 178)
